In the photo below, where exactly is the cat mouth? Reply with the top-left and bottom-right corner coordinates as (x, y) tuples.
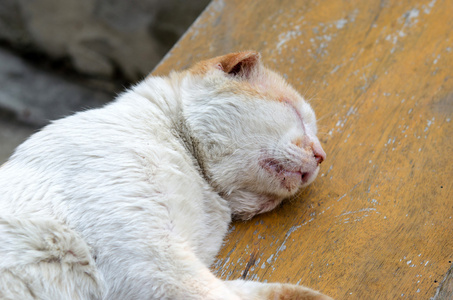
(260, 158), (315, 191)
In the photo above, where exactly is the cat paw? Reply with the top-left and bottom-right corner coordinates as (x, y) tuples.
(226, 280), (333, 300)
(264, 283), (333, 300)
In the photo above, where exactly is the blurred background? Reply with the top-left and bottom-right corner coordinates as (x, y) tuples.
(0, 0), (211, 163)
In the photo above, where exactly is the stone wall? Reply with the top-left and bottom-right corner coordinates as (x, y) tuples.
(0, 0), (210, 125)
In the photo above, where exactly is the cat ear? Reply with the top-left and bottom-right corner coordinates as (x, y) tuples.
(214, 51), (261, 78)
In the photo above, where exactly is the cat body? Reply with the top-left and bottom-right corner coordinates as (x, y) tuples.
(0, 52), (330, 299)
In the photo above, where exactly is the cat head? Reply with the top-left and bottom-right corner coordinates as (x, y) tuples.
(177, 51), (326, 220)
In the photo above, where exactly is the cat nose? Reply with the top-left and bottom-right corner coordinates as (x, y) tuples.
(292, 138), (326, 165)
(311, 142), (326, 165)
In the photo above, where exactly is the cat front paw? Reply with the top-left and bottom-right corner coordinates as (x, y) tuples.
(264, 283), (333, 300)
(226, 280), (333, 300)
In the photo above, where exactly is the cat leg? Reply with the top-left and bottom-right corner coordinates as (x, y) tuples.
(97, 224), (330, 300)
(225, 280), (333, 300)
(0, 216), (104, 300)
(98, 234), (241, 300)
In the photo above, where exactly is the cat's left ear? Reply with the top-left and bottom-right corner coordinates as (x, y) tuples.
(214, 51), (260, 78)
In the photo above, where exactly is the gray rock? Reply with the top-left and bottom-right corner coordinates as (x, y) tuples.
(0, 48), (112, 126)
(0, 115), (36, 164)
(0, 0), (31, 45)
(0, 0), (210, 81)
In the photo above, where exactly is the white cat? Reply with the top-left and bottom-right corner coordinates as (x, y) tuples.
(0, 51), (330, 300)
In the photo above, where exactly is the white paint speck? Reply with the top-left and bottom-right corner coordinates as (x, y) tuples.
(337, 193), (347, 201)
(404, 8), (420, 26)
(346, 106), (357, 116)
(335, 19), (348, 29)
(339, 208), (377, 216)
(423, 0), (437, 14)
(424, 117), (435, 132)
(276, 28), (302, 50)
(433, 54), (440, 64)
(267, 254), (274, 264)
(330, 65), (340, 74)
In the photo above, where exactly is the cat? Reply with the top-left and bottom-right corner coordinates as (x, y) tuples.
(0, 51), (330, 300)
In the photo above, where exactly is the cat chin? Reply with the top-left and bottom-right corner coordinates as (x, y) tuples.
(298, 166), (320, 188)
(226, 189), (282, 220)
(251, 167), (319, 218)
(259, 156), (319, 194)
(228, 167), (320, 220)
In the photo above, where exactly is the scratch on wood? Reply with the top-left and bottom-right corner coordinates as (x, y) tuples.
(241, 248), (258, 279)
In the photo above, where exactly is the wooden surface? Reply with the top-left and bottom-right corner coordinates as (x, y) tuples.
(153, 0), (453, 299)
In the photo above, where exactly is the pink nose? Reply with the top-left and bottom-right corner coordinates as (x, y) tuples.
(312, 143), (326, 165)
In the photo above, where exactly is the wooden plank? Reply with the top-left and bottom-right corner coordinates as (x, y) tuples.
(153, 0), (453, 298)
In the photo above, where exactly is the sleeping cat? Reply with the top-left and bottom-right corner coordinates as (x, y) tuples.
(0, 51), (330, 299)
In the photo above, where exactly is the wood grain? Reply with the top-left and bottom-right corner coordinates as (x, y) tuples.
(153, 0), (453, 298)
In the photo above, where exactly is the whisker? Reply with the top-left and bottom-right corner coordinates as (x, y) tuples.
(316, 111), (335, 123)
(304, 93), (319, 104)
(316, 132), (330, 137)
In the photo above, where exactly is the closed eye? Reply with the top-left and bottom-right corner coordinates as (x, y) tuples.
(280, 99), (306, 132)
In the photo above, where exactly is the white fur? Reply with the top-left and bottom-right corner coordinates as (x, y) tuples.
(0, 54), (330, 299)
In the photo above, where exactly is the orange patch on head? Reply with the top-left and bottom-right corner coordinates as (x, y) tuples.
(256, 69), (304, 108)
(292, 137), (303, 148)
(185, 52), (306, 112)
